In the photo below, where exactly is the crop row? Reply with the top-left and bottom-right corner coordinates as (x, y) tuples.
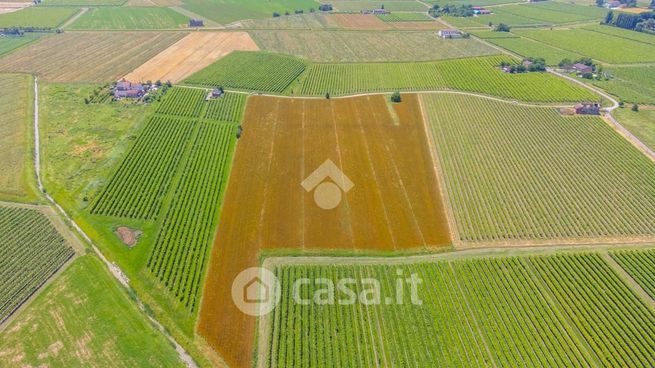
(611, 249), (655, 300)
(204, 92), (247, 123)
(91, 116), (196, 220)
(184, 51), (306, 93)
(147, 122), (236, 310)
(266, 253), (655, 367)
(0, 206), (74, 324)
(155, 87), (206, 118)
(424, 94), (655, 242)
(297, 56), (597, 102)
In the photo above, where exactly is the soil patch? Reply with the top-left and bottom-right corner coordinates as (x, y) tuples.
(115, 227), (142, 247)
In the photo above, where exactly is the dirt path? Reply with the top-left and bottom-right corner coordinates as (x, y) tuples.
(60, 7), (88, 29)
(602, 253), (655, 313)
(31, 77), (198, 368)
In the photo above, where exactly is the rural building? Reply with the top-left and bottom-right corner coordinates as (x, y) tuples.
(114, 81), (146, 99)
(319, 4), (333, 11)
(574, 102), (601, 115)
(189, 19), (204, 27)
(207, 87), (224, 100)
(473, 6), (492, 15)
(438, 29), (463, 38)
(362, 8), (389, 14)
(607, 0), (624, 8)
(571, 63), (593, 74)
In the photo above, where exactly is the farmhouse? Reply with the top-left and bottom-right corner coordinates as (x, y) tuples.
(114, 80), (145, 99)
(438, 29), (463, 38)
(189, 19), (204, 27)
(574, 102), (601, 115)
(206, 87), (225, 100)
(472, 6), (492, 15)
(571, 63), (593, 74)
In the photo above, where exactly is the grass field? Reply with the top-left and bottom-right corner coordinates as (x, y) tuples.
(0, 205), (74, 324)
(0, 74), (37, 202)
(0, 255), (184, 367)
(613, 108), (655, 152)
(297, 56), (598, 102)
(376, 12), (432, 22)
(583, 24), (655, 45)
(0, 34), (41, 57)
(330, 0), (428, 11)
(184, 51), (307, 93)
(124, 32), (259, 83)
(249, 30), (499, 62)
(199, 94), (451, 368)
(0, 6), (78, 28)
(0, 32), (186, 82)
(469, 2), (608, 27)
(592, 66), (655, 104)
(516, 28), (655, 64)
(481, 36), (584, 65)
(69, 7), (188, 29)
(423, 94), (655, 244)
(264, 252), (655, 368)
(43, 0), (126, 5)
(181, 0), (320, 24)
(239, 13), (333, 29)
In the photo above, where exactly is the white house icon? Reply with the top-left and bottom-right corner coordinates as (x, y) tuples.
(244, 276), (270, 304)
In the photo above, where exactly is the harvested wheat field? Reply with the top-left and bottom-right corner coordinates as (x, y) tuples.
(0, 32), (186, 82)
(123, 32), (258, 83)
(327, 13), (391, 29)
(0, 2), (30, 15)
(198, 94), (450, 368)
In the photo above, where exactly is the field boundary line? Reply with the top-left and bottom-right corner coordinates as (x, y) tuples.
(602, 253), (655, 313)
(31, 77), (199, 368)
(60, 7), (87, 29)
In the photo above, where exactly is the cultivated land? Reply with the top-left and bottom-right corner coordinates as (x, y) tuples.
(612, 249), (655, 299)
(469, 2), (608, 27)
(184, 51), (307, 93)
(181, 0), (320, 24)
(326, 13), (390, 29)
(0, 6), (78, 28)
(423, 94), (655, 245)
(613, 109), (655, 152)
(0, 205), (75, 324)
(592, 65), (655, 105)
(124, 32), (259, 83)
(0, 74), (37, 202)
(238, 13), (333, 29)
(264, 251), (655, 368)
(0, 255), (184, 368)
(330, 0), (428, 12)
(0, 33), (40, 57)
(297, 56), (598, 101)
(43, 0), (126, 5)
(68, 6), (188, 30)
(249, 30), (500, 62)
(515, 28), (655, 64)
(0, 32), (186, 82)
(477, 34), (584, 66)
(200, 94), (451, 368)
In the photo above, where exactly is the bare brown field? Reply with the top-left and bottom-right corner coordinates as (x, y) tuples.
(198, 94), (450, 368)
(391, 20), (448, 30)
(0, 2), (30, 14)
(327, 13), (391, 29)
(0, 32), (186, 82)
(123, 32), (258, 83)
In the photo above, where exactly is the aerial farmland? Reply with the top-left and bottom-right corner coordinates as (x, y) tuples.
(0, 0), (654, 367)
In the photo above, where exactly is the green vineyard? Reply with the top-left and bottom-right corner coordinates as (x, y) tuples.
(204, 92), (247, 123)
(423, 94), (655, 243)
(0, 206), (75, 324)
(91, 116), (196, 220)
(155, 87), (206, 118)
(184, 51), (307, 93)
(297, 56), (597, 102)
(265, 252), (655, 367)
(147, 122), (237, 310)
(611, 249), (655, 300)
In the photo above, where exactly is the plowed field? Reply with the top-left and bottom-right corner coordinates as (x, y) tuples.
(198, 94), (450, 368)
(124, 32), (258, 83)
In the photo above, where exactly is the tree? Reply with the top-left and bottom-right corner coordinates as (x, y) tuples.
(488, 21), (493, 27)
(559, 58), (572, 68)
(650, 0), (655, 9)
(390, 91), (401, 103)
(273, 12), (280, 17)
(494, 23), (511, 32)
(632, 104), (639, 111)
(596, 0), (605, 7)
(604, 10), (614, 24)
(325, 92), (330, 99)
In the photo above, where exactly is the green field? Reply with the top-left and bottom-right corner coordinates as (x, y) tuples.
(69, 7), (188, 29)
(470, 2), (608, 27)
(376, 12), (432, 22)
(204, 92), (247, 122)
(613, 108), (655, 152)
(297, 56), (598, 102)
(184, 51), (307, 93)
(265, 252), (655, 367)
(423, 94), (655, 243)
(584, 24), (655, 45)
(250, 30), (500, 62)
(330, 0), (428, 11)
(592, 66), (655, 104)
(612, 249), (655, 300)
(0, 255), (184, 367)
(516, 28), (655, 64)
(181, 0), (321, 24)
(483, 36), (584, 65)
(0, 34), (41, 57)
(43, 0), (126, 5)
(240, 13), (333, 29)
(0, 205), (74, 324)
(155, 87), (206, 118)
(0, 7), (79, 28)
(0, 74), (37, 202)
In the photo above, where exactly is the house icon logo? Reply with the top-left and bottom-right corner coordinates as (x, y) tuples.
(301, 159), (354, 210)
(232, 267), (280, 316)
